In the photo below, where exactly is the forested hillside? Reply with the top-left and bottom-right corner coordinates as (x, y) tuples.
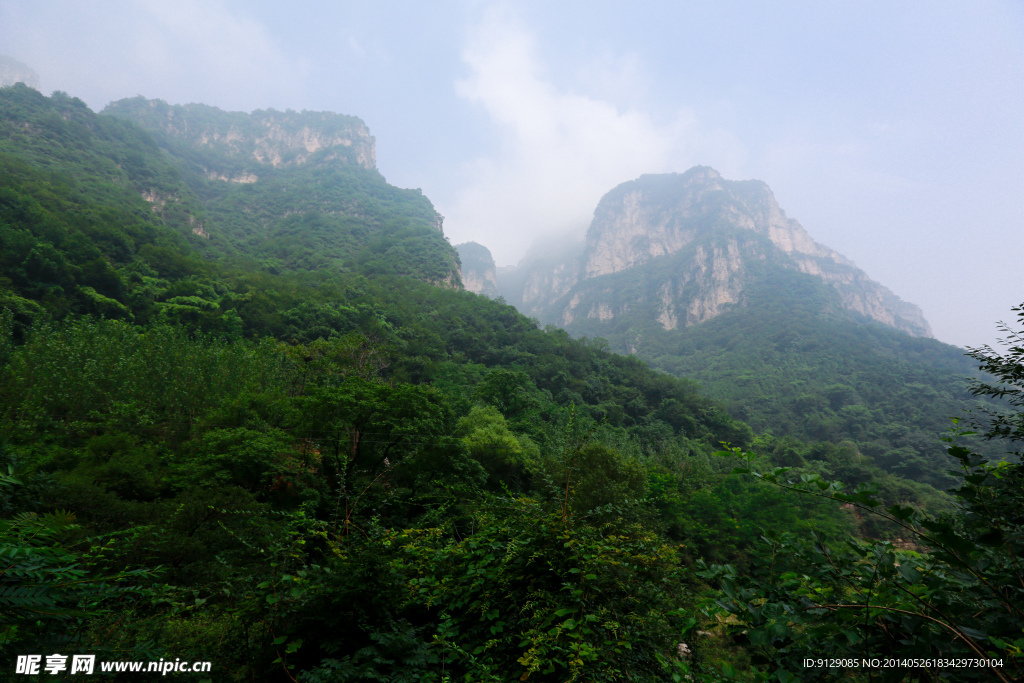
(1, 86), (1020, 681)
(502, 171), (1002, 492)
(564, 264), (1001, 490)
(0, 85), (206, 329)
(103, 96), (461, 285)
(0, 83), (460, 341)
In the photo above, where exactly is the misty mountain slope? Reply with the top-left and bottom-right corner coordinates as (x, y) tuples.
(0, 55), (41, 90)
(4, 84), (1006, 678)
(504, 167), (930, 337)
(0, 85), (467, 343)
(455, 241), (499, 297)
(103, 97), (461, 285)
(500, 167), (996, 486)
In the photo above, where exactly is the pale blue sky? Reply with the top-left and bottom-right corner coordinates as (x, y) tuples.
(1, 0), (1021, 349)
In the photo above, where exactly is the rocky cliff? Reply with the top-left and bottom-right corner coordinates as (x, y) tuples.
(500, 167), (932, 338)
(104, 97), (376, 176)
(101, 96), (459, 285)
(456, 242), (499, 297)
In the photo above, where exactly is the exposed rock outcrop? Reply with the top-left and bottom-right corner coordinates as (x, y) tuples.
(583, 168), (840, 278)
(104, 97), (376, 172)
(500, 167), (932, 338)
(456, 242), (500, 297)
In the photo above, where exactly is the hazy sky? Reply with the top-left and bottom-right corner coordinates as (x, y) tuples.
(1, 0), (1021, 349)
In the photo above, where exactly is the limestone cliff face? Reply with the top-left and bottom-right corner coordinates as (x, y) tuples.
(642, 240), (750, 330)
(103, 97), (376, 174)
(456, 242), (500, 297)
(522, 260), (580, 313)
(553, 236), (759, 330)
(501, 167), (932, 338)
(497, 236), (584, 316)
(583, 167), (844, 277)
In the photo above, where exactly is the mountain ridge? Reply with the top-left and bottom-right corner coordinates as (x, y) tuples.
(4, 81), (1017, 678)
(103, 97), (377, 174)
(486, 166), (1000, 484)
(0, 85), (463, 332)
(102, 95), (459, 285)
(501, 167), (932, 338)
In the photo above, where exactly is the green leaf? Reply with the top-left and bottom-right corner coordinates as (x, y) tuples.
(897, 564), (921, 583)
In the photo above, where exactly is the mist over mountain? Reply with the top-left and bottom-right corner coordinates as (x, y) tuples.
(455, 241), (498, 297)
(500, 167), (931, 338)
(494, 167), (997, 486)
(104, 97), (377, 174)
(2, 81), (1020, 678)
(0, 55), (39, 90)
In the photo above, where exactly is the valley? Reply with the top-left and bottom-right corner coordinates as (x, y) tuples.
(1, 84), (1020, 682)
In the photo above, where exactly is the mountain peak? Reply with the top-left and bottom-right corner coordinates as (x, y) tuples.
(500, 167), (932, 338)
(583, 169), (847, 278)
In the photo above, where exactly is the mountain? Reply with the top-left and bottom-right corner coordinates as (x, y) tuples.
(455, 241), (499, 297)
(502, 167), (931, 337)
(0, 84), (466, 342)
(5, 84), (1016, 679)
(104, 96), (461, 286)
(499, 167), (996, 487)
(0, 85), (209, 327)
(104, 96), (377, 174)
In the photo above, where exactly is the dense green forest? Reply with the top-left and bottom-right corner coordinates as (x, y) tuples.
(559, 256), (1003, 491)
(0, 83), (460, 339)
(1, 86), (1021, 681)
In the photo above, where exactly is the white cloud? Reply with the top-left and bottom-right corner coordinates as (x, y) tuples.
(443, 7), (742, 265)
